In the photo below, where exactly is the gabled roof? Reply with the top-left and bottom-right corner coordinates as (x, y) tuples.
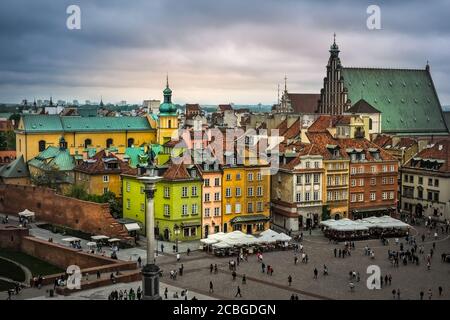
(218, 104), (233, 112)
(283, 119), (301, 140)
(342, 67), (448, 134)
(404, 139), (450, 173)
(28, 146), (75, 171)
(163, 162), (200, 181)
(288, 93), (320, 114)
(346, 99), (381, 114)
(308, 115), (346, 132)
(372, 134), (392, 148)
(74, 149), (135, 175)
(0, 155), (29, 178)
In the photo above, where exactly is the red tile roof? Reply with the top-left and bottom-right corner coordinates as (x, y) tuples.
(288, 93), (320, 114)
(282, 119), (301, 140)
(404, 139), (450, 173)
(308, 115), (345, 133)
(372, 134), (392, 148)
(218, 104), (233, 112)
(74, 149), (135, 175)
(163, 162), (200, 181)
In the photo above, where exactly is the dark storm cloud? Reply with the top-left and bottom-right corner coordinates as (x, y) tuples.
(0, 0), (449, 104)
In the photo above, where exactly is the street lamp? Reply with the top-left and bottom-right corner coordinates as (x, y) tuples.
(138, 167), (162, 300)
(174, 224), (180, 253)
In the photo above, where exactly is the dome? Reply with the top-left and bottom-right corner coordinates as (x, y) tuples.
(159, 102), (177, 114)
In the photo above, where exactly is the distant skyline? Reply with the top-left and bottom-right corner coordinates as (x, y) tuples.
(0, 0), (449, 105)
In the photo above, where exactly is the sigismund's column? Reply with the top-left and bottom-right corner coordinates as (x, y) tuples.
(139, 168), (162, 300)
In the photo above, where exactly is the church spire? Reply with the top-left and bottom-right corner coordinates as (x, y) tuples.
(329, 33), (340, 57)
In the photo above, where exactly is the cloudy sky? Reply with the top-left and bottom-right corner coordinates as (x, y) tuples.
(0, 0), (449, 105)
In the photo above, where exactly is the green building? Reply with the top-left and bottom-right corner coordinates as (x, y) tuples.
(122, 162), (203, 242)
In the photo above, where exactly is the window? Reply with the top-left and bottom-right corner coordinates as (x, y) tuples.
(183, 228), (190, 237)
(204, 179), (210, 187)
(418, 177), (423, 185)
(314, 161), (319, 168)
(296, 175), (302, 185)
(382, 165), (387, 172)
(164, 204), (170, 216)
(204, 208), (210, 217)
(351, 167), (356, 175)
(204, 193), (210, 202)
(404, 175), (408, 182)
(247, 202), (253, 213)
(358, 167), (364, 174)
(351, 194), (357, 203)
(370, 165), (376, 173)
(358, 193), (364, 202)
(214, 207), (220, 216)
(389, 192), (394, 200)
(191, 186), (198, 196)
(235, 203), (241, 213)
(257, 186), (263, 196)
(38, 140), (46, 152)
(257, 202), (263, 212)
(305, 174), (311, 184)
(334, 191), (340, 201)
(235, 187), (241, 197)
(247, 187), (254, 197)
(370, 178), (376, 186)
(390, 165), (395, 172)
(182, 187), (188, 197)
(359, 179), (364, 186)
(236, 173), (241, 180)
(351, 179), (356, 187)
(106, 138), (113, 148)
(313, 191), (319, 201)
(226, 188), (231, 197)
(190, 227), (196, 237)
(84, 139), (92, 149)
(370, 192), (376, 201)
(247, 173), (253, 181)
(257, 172), (262, 181)
(182, 205), (188, 216)
(327, 176), (332, 186)
(409, 175), (413, 183)
(214, 192), (220, 201)
(226, 204), (232, 214)
(434, 192), (439, 202)
(428, 178), (433, 186)
(327, 191), (333, 201)
(305, 161), (310, 168)
(382, 192), (387, 200)
(314, 174), (320, 184)
(215, 178), (220, 186)
(418, 189), (423, 199)
(226, 174), (231, 181)
(305, 192), (310, 202)
(102, 187), (108, 194)
(296, 193), (301, 202)
(127, 138), (134, 148)
(435, 179), (439, 187)
(103, 175), (109, 182)
(191, 204), (198, 215)
(126, 182), (130, 192)
(164, 187), (170, 198)
(126, 199), (131, 209)
(382, 177), (387, 185)
(335, 176), (340, 185)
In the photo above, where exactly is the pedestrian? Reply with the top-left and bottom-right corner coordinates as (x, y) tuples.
(97, 270), (101, 279)
(164, 287), (168, 299)
(235, 286), (242, 298)
(428, 288), (433, 300)
(294, 256), (298, 265)
(420, 291), (424, 300)
(214, 264), (218, 274)
(288, 275), (292, 286)
(392, 289), (396, 299)
(137, 256), (142, 268)
(242, 274), (246, 285)
(210, 264), (213, 273)
(323, 265), (328, 276)
(334, 248), (337, 258)
(232, 271), (237, 281)
(173, 244), (176, 253)
(177, 253), (180, 262)
(261, 262), (265, 273)
(313, 268), (318, 280)
(187, 248), (191, 256)
(349, 282), (355, 292)
(137, 287), (142, 300)
(161, 243), (164, 253)
(439, 286), (443, 296)
(209, 281), (214, 293)
(397, 289), (401, 300)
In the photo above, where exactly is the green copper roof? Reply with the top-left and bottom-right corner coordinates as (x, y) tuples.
(20, 115), (153, 133)
(28, 146), (75, 171)
(0, 155), (29, 178)
(342, 67), (448, 134)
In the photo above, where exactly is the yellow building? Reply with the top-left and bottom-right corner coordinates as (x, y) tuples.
(16, 115), (156, 162)
(222, 158), (271, 235)
(74, 149), (135, 197)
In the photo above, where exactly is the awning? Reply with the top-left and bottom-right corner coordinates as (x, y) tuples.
(18, 209), (35, 217)
(91, 235), (109, 240)
(108, 238), (121, 243)
(230, 214), (270, 224)
(86, 242), (97, 247)
(124, 223), (141, 232)
(62, 237), (81, 242)
(181, 221), (201, 228)
(352, 207), (392, 213)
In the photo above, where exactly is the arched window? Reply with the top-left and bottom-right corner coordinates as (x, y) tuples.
(38, 140), (46, 152)
(127, 138), (134, 148)
(106, 138), (113, 148)
(369, 118), (373, 130)
(84, 139), (92, 149)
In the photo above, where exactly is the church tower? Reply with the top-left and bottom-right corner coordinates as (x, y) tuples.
(317, 34), (351, 114)
(157, 75), (179, 145)
(275, 75), (294, 113)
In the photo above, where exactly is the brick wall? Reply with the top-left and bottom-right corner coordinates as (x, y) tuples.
(0, 184), (130, 240)
(0, 226), (29, 250)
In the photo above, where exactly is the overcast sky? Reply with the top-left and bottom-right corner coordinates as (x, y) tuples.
(0, 0), (449, 105)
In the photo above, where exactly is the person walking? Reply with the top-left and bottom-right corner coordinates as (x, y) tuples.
(392, 289), (396, 299)
(232, 271), (237, 281)
(334, 248), (337, 258)
(313, 268), (318, 280)
(209, 281), (214, 293)
(235, 286), (242, 298)
(294, 256), (298, 265)
(288, 275), (292, 286)
(214, 264), (218, 274)
(420, 291), (424, 300)
(164, 287), (168, 299)
(261, 262), (266, 273)
(177, 253), (180, 262)
(397, 289), (401, 300)
(161, 243), (164, 253)
(428, 288), (433, 300)
(242, 274), (246, 285)
(439, 286), (443, 296)
(210, 264), (213, 273)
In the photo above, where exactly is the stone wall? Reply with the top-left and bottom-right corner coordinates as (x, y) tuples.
(0, 225), (29, 250)
(0, 184), (130, 240)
